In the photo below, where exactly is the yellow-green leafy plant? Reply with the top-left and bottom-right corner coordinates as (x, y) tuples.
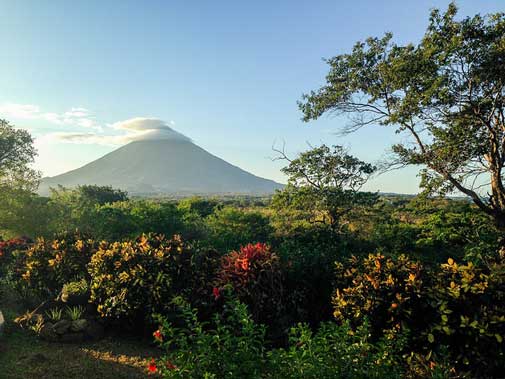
(332, 253), (427, 339)
(88, 234), (217, 326)
(423, 256), (505, 376)
(13, 232), (97, 296)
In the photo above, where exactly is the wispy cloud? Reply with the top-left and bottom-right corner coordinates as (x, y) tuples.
(51, 118), (191, 146)
(0, 102), (99, 130)
(1, 102), (188, 147)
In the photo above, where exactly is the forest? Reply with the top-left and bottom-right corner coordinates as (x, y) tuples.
(1, 3), (505, 379)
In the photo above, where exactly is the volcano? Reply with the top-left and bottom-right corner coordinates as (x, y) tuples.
(39, 139), (284, 196)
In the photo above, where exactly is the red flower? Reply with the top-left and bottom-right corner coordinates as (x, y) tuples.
(153, 329), (163, 342)
(212, 287), (220, 300)
(148, 358), (157, 374)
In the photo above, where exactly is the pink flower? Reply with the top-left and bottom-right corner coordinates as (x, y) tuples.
(213, 287), (220, 300)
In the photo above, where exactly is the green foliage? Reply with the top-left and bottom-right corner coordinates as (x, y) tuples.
(274, 223), (342, 325)
(298, 3), (505, 230)
(88, 234), (218, 325)
(273, 145), (377, 231)
(0, 119), (39, 190)
(153, 298), (409, 379)
(154, 297), (267, 379)
(215, 243), (283, 326)
(65, 305), (85, 321)
(12, 233), (97, 297)
(205, 207), (273, 252)
(45, 308), (63, 322)
(267, 321), (405, 379)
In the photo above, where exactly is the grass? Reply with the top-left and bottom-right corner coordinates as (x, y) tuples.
(0, 282), (161, 379)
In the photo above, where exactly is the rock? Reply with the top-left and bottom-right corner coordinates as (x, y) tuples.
(39, 322), (58, 342)
(85, 320), (105, 340)
(0, 310), (4, 337)
(53, 319), (71, 335)
(70, 319), (88, 332)
(60, 332), (85, 343)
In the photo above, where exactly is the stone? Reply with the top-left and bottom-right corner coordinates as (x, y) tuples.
(39, 322), (58, 342)
(0, 310), (4, 337)
(85, 320), (105, 340)
(70, 319), (88, 332)
(53, 319), (71, 335)
(60, 332), (85, 343)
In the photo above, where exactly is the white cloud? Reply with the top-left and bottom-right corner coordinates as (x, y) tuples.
(0, 102), (98, 129)
(49, 118), (191, 146)
(1, 102), (187, 147)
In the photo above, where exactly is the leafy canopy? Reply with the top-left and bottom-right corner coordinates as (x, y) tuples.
(299, 3), (505, 231)
(273, 144), (377, 230)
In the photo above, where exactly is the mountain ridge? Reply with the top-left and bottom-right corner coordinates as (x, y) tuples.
(38, 139), (284, 196)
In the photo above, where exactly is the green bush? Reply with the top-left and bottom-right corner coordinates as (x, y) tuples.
(267, 321), (405, 379)
(152, 296), (267, 379)
(205, 207), (273, 252)
(274, 223), (342, 325)
(151, 298), (414, 379)
(89, 200), (184, 241)
(88, 234), (219, 325)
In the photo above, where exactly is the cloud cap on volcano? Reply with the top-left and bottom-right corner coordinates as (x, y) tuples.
(110, 117), (192, 143)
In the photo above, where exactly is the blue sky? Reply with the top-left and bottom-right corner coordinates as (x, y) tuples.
(1, 0), (504, 193)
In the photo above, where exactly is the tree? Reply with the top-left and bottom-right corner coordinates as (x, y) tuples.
(273, 144), (377, 231)
(298, 4), (505, 233)
(0, 120), (41, 237)
(0, 119), (39, 190)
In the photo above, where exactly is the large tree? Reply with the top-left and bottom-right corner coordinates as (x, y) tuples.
(0, 119), (39, 190)
(298, 4), (505, 232)
(0, 119), (41, 237)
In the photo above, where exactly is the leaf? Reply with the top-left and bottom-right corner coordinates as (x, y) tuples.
(428, 333), (435, 343)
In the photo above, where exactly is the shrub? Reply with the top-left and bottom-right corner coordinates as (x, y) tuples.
(332, 252), (505, 378)
(267, 321), (406, 379)
(88, 234), (219, 325)
(422, 256), (505, 377)
(205, 207), (273, 252)
(89, 200), (184, 241)
(12, 233), (96, 297)
(61, 278), (89, 304)
(332, 253), (427, 339)
(0, 237), (32, 278)
(274, 223), (342, 325)
(151, 298), (409, 379)
(215, 243), (283, 326)
(152, 296), (267, 379)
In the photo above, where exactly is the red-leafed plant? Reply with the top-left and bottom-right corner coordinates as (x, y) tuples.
(215, 243), (284, 325)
